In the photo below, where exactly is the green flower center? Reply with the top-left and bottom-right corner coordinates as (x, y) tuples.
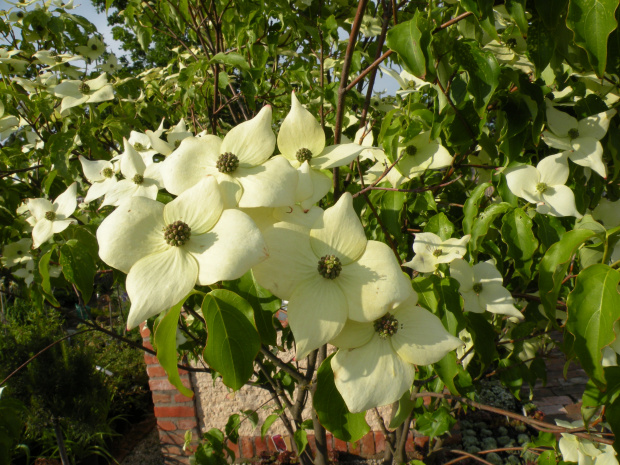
(91, 44), (98, 51)
(174, 140), (181, 148)
(102, 167), (113, 178)
(433, 248), (443, 257)
(568, 128), (579, 139)
(374, 313), (399, 339)
(407, 80), (416, 89)
(115, 172), (123, 180)
(296, 148), (313, 163)
(317, 255), (342, 279)
(132, 174), (144, 185)
(45, 211), (56, 221)
(536, 182), (549, 194)
(472, 283), (483, 294)
(506, 38), (517, 49)
(16, 11), (24, 18)
(163, 221), (191, 247)
(54, 56), (63, 63)
(79, 82), (90, 93)
(217, 152), (239, 173)
(405, 145), (417, 156)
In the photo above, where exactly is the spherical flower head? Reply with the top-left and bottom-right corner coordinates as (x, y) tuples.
(330, 294), (463, 413)
(252, 193), (413, 359)
(450, 259), (523, 319)
(27, 182), (78, 248)
(97, 177), (268, 330)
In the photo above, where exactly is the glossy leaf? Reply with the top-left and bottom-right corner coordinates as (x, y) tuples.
(501, 208), (538, 278)
(566, 264), (620, 388)
(526, 17), (555, 77)
(424, 212), (455, 241)
(469, 202), (513, 257)
(313, 355), (370, 442)
(389, 390), (415, 429)
(60, 239), (96, 303)
(202, 290), (261, 391)
(463, 182), (492, 235)
(567, 0), (619, 77)
(386, 15), (426, 79)
(38, 247), (59, 307)
(210, 52), (250, 71)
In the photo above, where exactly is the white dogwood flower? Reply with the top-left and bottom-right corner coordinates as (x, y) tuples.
(505, 152), (581, 218)
(252, 193), (412, 359)
(450, 259), (523, 319)
(53, 73), (114, 114)
(394, 132), (453, 181)
(1, 238), (32, 268)
(79, 155), (118, 203)
(27, 182), (77, 248)
(543, 101), (616, 178)
(162, 106), (297, 208)
(97, 177), (268, 329)
(403, 232), (470, 273)
(558, 420), (619, 465)
(330, 293), (463, 413)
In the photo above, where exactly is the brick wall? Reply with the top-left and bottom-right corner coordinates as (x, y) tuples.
(141, 324), (201, 464)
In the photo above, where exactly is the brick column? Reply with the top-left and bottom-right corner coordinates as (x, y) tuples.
(140, 324), (201, 464)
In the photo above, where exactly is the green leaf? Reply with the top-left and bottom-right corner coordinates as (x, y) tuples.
(526, 17), (555, 77)
(389, 390), (415, 429)
(261, 414), (279, 439)
(223, 271), (279, 346)
(154, 292), (198, 398)
(414, 406), (456, 438)
(534, 213), (566, 251)
(463, 182), (492, 235)
(467, 313), (497, 368)
(386, 15), (426, 79)
(566, 264), (620, 388)
(424, 212), (455, 241)
(380, 190), (406, 238)
(506, 0), (528, 33)
(313, 355), (370, 442)
(538, 229), (597, 320)
(536, 0), (569, 28)
(537, 450), (557, 465)
(469, 203), (513, 257)
(202, 290), (260, 390)
(38, 247), (59, 307)
(211, 52), (250, 71)
(60, 240), (96, 303)
(434, 352), (474, 398)
(567, 0), (619, 77)
(293, 429), (308, 454)
(501, 208), (539, 278)
(453, 39), (500, 115)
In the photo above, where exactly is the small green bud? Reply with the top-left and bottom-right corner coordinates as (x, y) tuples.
(296, 148), (313, 163)
(536, 182), (549, 194)
(45, 211), (56, 221)
(317, 254), (342, 279)
(472, 283), (483, 294)
(133, 142), (147, 151)
(54, 55), (63, 63)
(163, 220), (191, 246)
(373, 313), (400, 338)
(174, 140), (181, 148)
(16, 11), (24, 18)
(79, 82), (90, 93)
(102, 167), (113, 178)
(432, 248), (443, 257)
(216, 152), (239, 173)
(132, 174), (144, 185)
(405, 145), (417, 156)
(407, 80), (416, 89)
(568, 128), (579, 139)
(91, 43), (98, 51)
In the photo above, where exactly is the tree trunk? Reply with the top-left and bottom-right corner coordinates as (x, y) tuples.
(53, 417), (70, 465)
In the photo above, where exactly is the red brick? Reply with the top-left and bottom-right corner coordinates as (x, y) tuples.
(254, 436), (269, 456)
(161, 445), (183, 456)
(240, 437), (254, 458)
(360, 432), (375, 456)
(405, 433), (415, 452)
(157, 420), (177, 431)
(144, 353), (159, 365)
(147, 365), (168, 378)
(325, 433), (333, 451)
(152, 392), (172, 404)
(177, 419), (198, 430)
(414, 436), (429, 449)
(159, 430), (188, 445)
(374, 431), (385, 453)
(306, 434), (317, 453)
(140, 324), (151, 338)
(143, 340), (154, 351)
(226, 440), (240, 460)
(349, 440), (360, 453)
(334, 438), (348, 452)
(154, 406), (196, 418)
(149, 378), (175, 391)
(174, 393), (194, 403)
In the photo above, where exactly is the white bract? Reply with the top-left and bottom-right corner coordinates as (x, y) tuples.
(543, 102), (616, 178)
(97, 177), (267, 329)
(162, 106), (297, 209)
(505, 152), (581, 218)
(53, 73), (115, 115)
(27, 182), (77, 248)
(79, 155), (118, 203)
(76, 36), (105, 61)
(403, 232), (470, 273)
(1, 238), (32, 268)
(252, 193), (411, 359)
(450, 259), (523, 319)
(330, 293), (463, 413)
(102, 139), (161, 207)
(558, 420), (619, 465)
(394, 132), (453, 183)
